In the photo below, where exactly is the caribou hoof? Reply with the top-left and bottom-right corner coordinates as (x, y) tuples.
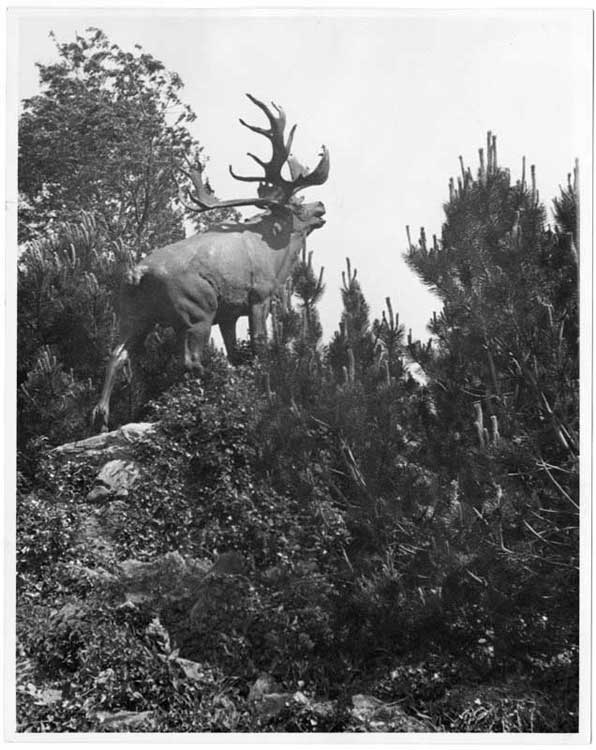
(90, 406), (109, 435)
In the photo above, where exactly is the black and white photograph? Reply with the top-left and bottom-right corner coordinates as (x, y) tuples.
(6, 6), (592, 739)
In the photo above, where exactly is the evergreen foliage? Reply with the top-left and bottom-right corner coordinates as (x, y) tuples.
(327, 258), (375, 383)
(18, 214), (128, 445)
(403, 138), (579, 707)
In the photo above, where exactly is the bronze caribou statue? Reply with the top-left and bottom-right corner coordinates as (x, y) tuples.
(92, 94), (329, 432)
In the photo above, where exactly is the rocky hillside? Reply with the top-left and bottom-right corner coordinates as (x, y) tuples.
(16, 363), (575, 733)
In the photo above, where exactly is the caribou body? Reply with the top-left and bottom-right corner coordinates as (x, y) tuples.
(92, 94), (329, 432)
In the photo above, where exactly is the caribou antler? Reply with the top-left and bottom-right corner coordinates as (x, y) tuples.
(180, 160), (278, 213)
(230, 93), (329, 202)
(180, 94), (329, 213)
(179, 161), (219, 210)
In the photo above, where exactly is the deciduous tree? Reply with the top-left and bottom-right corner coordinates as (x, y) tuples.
(18, 27), (205, 253)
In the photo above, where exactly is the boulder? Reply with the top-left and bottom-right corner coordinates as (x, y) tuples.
(24, 686), (63, 706)
(175, 657), (206, 682)
(252, 692), (295, 720)
(249, 673), (279, 702)
(93, 710), (154, 731)
(247, 675), (338, 722)
(87, 459), (141, 502)
(53, 422), (156, 463)
(116, 552), (247, 657)
(248, 674), (293, 720)
(119, 551), (211, 605)
(350, 694), (433, 732)
(54, 422), (155, 503)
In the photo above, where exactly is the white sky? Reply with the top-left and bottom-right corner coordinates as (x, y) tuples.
(13, 9), (592, 343)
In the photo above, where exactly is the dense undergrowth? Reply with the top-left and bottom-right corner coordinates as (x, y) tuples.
(16, 345), (578, 731)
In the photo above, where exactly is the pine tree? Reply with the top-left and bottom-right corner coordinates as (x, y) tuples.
(327, 258), (375, 383)
(264, 247), (326, 408)
(404, 134), (579, 680)
(17, 214), (130, 444)
(291, 247), (325, 351)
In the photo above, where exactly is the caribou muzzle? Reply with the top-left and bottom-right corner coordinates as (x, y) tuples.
(311, 203), (327, 227)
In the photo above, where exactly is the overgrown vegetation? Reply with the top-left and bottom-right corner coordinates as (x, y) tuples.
(16, 30), (579, 733)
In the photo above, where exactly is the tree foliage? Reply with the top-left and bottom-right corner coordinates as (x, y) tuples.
(18, 27), (204, 253)
(404, 139), (579, 692)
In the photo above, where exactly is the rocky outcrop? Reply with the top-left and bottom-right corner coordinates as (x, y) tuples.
(53, 422), (156, 462)
(53, 422), (155, 504)
(52, 423), (255, 673)
(48, 423), (436, 734)
(51, 423), (156, 562)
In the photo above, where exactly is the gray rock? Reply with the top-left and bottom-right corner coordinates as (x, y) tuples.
(54, 422), (156, 463)
(87, 459), (141, 502)
(33, 687), (63, 706)
(351, 693), (384, 720)
(119, 552), (210, 605)
(53, 422), (152, 509)
(252, 692), (294, 720)
(249, 673), (279, 702)
(308, 698), (338, 718)
(350, 694), (433, 732)
(289, 690), (337, 718)
(249, 686), (338, 722)
(175, 657), (206, 681)
(93, 710), (154, 731)
(59, 561), (117, 585)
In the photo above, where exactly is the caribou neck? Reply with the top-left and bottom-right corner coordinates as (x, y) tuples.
(270, 223), (308, 285)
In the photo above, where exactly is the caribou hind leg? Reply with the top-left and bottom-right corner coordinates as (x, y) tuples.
(183, 316), (215, 375)
(219, 318), (239, 364)
(91, 340), (131, 433)
(91, 328), (149, 433)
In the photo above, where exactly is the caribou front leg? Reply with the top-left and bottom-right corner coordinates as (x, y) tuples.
(248, 301), (269, 355)
(219, 318), (239, 364)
